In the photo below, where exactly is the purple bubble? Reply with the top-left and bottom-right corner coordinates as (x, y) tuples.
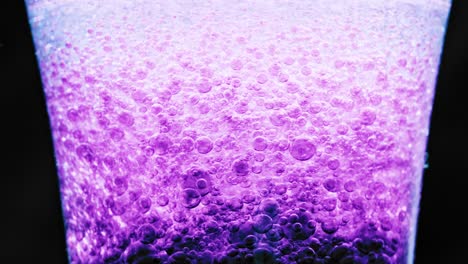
(195, 137), (213, 154)
(289, 138), (316, 161)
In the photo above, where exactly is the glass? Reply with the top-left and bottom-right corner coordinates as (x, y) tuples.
(25, 0), (451, 263)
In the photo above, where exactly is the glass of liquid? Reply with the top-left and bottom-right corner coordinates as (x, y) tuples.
(25, 0), (452, 263)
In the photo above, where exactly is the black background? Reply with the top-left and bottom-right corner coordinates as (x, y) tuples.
(1, 0), (466, 263)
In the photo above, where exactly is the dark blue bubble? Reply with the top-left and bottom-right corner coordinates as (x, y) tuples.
(297, 247), (316, 259)
(168, 252), (191, 264)
(204, 221), (219, 234)
(253, 248), (275, 264)
(330, 245), (351, 260)
(261, 199), (280, 217)
(125, 244), (153, 263)
(181, 188), (201, 209)
(138, 225), (157, 244)
(103, 249), (122, 263)
(266, 224), (284, 242)
(243, 234), (258, 246)
(253, 214), (273, 234)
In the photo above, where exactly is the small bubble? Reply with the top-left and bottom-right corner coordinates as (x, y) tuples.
(67, 109), (79, 122)
(256, 74), (268, 84)
(287, 107), (301, 119)
(180, 137), (195, 152)
(344, 181), (357, 192)
(322, 198), (337, 211)
(301, 66), (312, 76)
(251, 165), (262, 174)
(266, 225), (284, 242)
(226, 198), (243, 211)
(138, 225), (156, 244)
(278, 73), (289, 83)
(288, 214), (299, 223)
(150, 134), (172, 155)
(117, 112), (134, 126)
(195, 137), (213, 154)
(360, 109), (376, 126)
(138, 197), (152, 213)
(290, 138), (316, 161)
(253, 137), (268, 151)
(284, 57), (294, 65)
(268, 64), (281, 76)
(109, 128), (124, 141)
(197, 81), (212, 93)
(231, 78), (242, 88)
(233, 160), (249, 176)
(327, 159), (340, 170)
(230, 59), (243, 71)
(196, 179), (208, 189)
(336, 124), (348, 135)
(323, 178), (339, 192)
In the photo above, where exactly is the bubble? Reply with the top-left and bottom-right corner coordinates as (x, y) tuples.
(197, 81), (212, 93)
(277, 139), (290, 151)
(226, 198), (243, 211)
(242, 194), (256, 204)
(360, 109), (377, 126)
(260, 199), (280, 217)
(292, 222), (303, 232)
(288, 214), (299, 223)
(195, 137), (213, 154)
(253, 248), (274, 263)
(253, 137), (268, 151)
(180, 137), (195, 152)
(138, 197), (152, 213)
(327, 159), (340, 170)
(344, 181), (357, 192)
(138, 225), (156, 244)
(321, 219), (339, 234)
(181, 188), (201, 209)
(287, 107), (301, 119)
(256, 74), (268, 84)
(269, 113), (288, 127)
(231, 78), (242, 88)
(109, 128), (125, 141)
(232, 160), (250, 176)
(118, 112), (134, 126)
(284, 57), (294, 65)
(273, 185), (287, 195)
(323, 198), (337, 211)
(157, 195), (169, 206)
(301, 66), (312, 76)
(253, 214), (273, 234)
(289, 138), (316, 161)
(113, 177), (128, 196)
(228, 59), (244, 71)
(336, 124), (348, 135)
(278, 73), (289, 83)
(150, 135), (172, 155)
(196, 179), (208, 189)
(244, 235), (257, 246)
(323, 178), (339, 192)
(266, 224), (284, 242)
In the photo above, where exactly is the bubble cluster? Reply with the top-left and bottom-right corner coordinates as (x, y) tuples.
(27, 0), (450, 263)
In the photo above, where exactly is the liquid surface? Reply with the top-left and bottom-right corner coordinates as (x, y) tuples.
(26, 1), (451, 263)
